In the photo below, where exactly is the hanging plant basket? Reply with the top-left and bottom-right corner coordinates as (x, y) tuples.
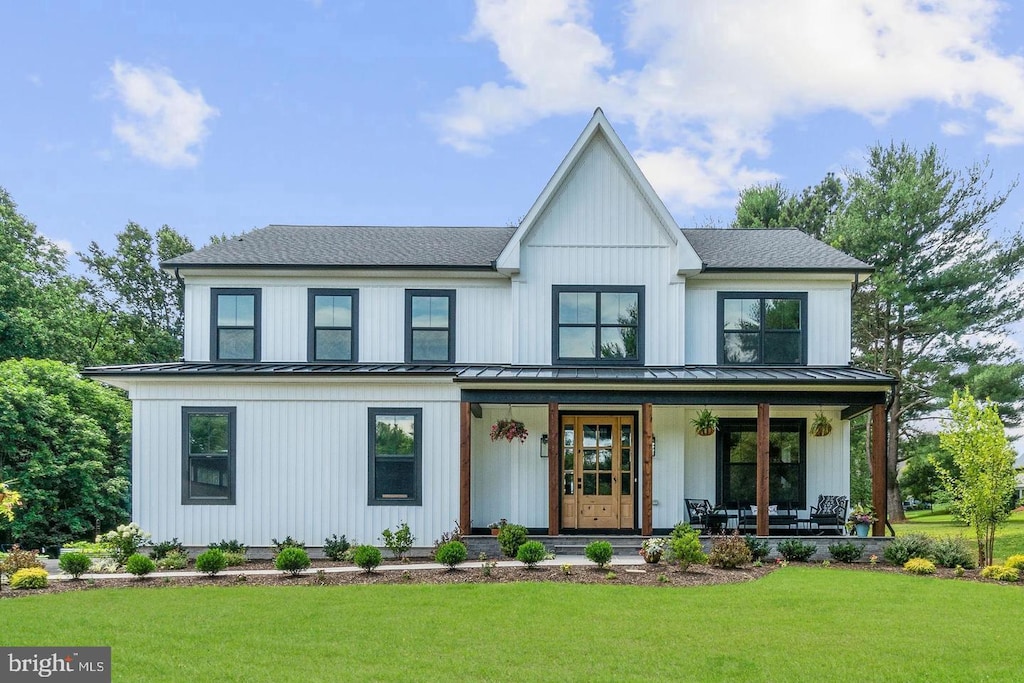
(490, 418), (529, 444)
(691, 409), (719, 437)
(810, 412), (833, 437)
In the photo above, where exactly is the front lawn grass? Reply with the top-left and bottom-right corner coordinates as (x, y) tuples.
(892, 509), (1024, 561)
(4, 567), (1023, 682)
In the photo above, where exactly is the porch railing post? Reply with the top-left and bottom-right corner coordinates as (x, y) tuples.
(871, 402), (887, 536)
(756, 402), (770, 536)
(548, 402), (559, 536)
(642, 403), (653, 536)
(460, 401), (471, 534)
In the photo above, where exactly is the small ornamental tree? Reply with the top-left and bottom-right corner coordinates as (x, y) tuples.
(937, 389), (1017, 567)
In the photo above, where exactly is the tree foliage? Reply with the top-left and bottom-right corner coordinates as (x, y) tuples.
(937, 389), (1017, 567)
(0, 359), (131, 548)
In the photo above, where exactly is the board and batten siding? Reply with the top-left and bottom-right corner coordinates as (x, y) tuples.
(183, 275), (511, 364)
(684, 281), (852, 365)
(131, 380), (464, 547)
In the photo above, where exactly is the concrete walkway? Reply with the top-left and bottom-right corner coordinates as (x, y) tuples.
(39, 554), (649, 582)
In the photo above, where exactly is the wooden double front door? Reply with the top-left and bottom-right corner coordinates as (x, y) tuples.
(560, 415), (636, 530)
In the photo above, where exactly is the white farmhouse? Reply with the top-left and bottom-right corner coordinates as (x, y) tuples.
(86, 110), (895, 548)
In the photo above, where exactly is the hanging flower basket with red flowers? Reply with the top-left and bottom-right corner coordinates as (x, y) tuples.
(490, 418), (529, 444)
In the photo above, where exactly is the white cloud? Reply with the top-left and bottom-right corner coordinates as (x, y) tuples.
(941, 120), (969, 136)
(438, 0), (1024, 212)
(109, 60), (219, 168)
(42, 234), (73, 256)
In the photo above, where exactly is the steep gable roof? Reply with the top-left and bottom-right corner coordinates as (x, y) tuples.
(163, 225), (517, 270)
(495, 108), (703, 274)
(682, 229), (872, 273)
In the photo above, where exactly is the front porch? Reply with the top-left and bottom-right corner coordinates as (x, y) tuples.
(455, 370), (894, 538)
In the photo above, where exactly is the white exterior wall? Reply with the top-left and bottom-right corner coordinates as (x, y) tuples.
(684, 280), (852, 365)
(183, 275), (511, 364)
(131, 380), (465, 547)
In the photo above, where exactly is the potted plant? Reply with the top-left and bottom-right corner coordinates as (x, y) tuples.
(487, 519), (507, 536)
(490, 418), (529, 443)
(810, 412), (833, 437)
(691, 409), (719, 436)
(847, 503), (877, 537)
(639, 537), (666, 564)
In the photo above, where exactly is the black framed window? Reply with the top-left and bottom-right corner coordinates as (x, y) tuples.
(368, 408), (422, 505)
(406, 290), (455, 363)
(308, 289), (358, 361)
(553, 286), (644, 365)
(716, 418), (806, 508)
(718, 292), (806, 365)
(211, 288), (261, 361)
(182, 407), (236, 505)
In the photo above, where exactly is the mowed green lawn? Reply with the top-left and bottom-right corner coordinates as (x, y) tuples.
(4, 568), (1022, 682)
(892, 509), (1024, 561)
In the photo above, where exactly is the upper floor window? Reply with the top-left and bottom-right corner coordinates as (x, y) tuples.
(308, 289), (358, 362)
(718, 292), (807, 365)
(182, 407), (236, 505)
(553, 286), (644, 365)
(211, 288), (261, 362)
(405, 290), (455, 363)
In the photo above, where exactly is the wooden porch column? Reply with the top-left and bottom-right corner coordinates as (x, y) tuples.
(756, 402), (770, 536)
(642, 403), (653, 536)
(871, 403), (888, 536)
(548, 403), (559, 536)
(459, 401), (472, 534)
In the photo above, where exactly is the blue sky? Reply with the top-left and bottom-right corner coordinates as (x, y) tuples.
(4, 0), (1024, 261)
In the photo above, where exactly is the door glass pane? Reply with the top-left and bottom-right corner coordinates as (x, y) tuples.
(598, 448), (612, 470)
(583, 473), (597, 495)
(598, 425), (612, 447)
(620, 448), (631, 471)
(563, 473), (574, 494)
(582, 425), (597, 448)
(563, 449), (574, 471)
(621, 476), (630, 495)
(723, 298), (760, 331)
(583, 448), (596, 469)
(559, 327), (595, 358)
(558, 292), (596, 324)
(563, 425), (574, 448)
(620, 424), (632, 447)
(598, 473), (613, 495)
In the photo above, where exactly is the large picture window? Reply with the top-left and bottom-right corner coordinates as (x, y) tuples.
(716, 418), (806, 508)
(308, 289), (358, 361)
(182, 407), (236, 505)
(718, 292), (806, 365)
(553, 286), (644, 365)
(368, 408), (422, 505)
(405, 290), (455, 363)
(211, 288), (261, 361)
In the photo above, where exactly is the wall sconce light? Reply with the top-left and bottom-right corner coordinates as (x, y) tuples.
(539, 433), (549, 458)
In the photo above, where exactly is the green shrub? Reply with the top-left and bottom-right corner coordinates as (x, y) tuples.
(156, 550), (188, 570)
(777, 539), (816, 562)
(584, 541), (614, 568)
(0, 546), (43, 579)
(827, 541), (864, 563)
(381, 522), (415, 560)
(981, 564), (1019, 582)
(516, 540), (547, 568)
(883, 534), (934, 565)
(209, 539), (248, 554)
(708, 534), (752, 569)
(903, 558), (936, 575)
(270, 536), (305, 558)
(744, 535), (771, 562)
(932, 536), (976, 569)
(497, 524), (529, 558)
(59, 552), (92, 579)
(353, 545), (382, 573)
(125, 553), (156, 577)
(97, 523), (152, 567)
(668, 527), (708, 570)
(10, 567), (48, 589)
(150, 538), (186, 560)
(1003, 554), (1024, 570)
(435, 540), (468, 569)
(323, 534), (350, 561)
(223, 551), (247, 567)
(195, 548), (228, 576)
(275, 547), (312, 576)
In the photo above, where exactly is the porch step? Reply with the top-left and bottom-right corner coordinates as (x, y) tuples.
(462, 534), (644, 559)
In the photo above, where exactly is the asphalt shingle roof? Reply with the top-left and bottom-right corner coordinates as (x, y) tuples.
(163, 225), (518, 269)
(681, 228), (871, 272)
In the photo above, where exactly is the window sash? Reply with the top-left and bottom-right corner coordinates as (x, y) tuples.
(212, 289), (260, 362)
(309, 290), (358, 361)
(406, 291), (455, 363)
(716, 419), (806, 509)
(553, 287), (643, 364)
(368, 408), (422, 505)
(719, 293), (806, 365)
(182, 408), (235, 505)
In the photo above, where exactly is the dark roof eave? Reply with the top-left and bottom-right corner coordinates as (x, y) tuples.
(699, 266), (875, 275)
(160, 262), (500, 272)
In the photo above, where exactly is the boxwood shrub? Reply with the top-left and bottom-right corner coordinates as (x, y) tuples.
(125, 553), (156, 577)
(435, 540), (468, 569)
(776, 539), (816, 562)
(353, 545), (382, 573)
(497, 524), (529, 559)
(827, 541), (863, 563)
(58, 552), (92, 579)
(516, 540), (547, 568)
(195, 548), (228, 576)
(275, 547), (311, 576)
(584, 541), (614, 568)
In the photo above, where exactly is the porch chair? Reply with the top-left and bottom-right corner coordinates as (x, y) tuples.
(808, 494), (848, 535)
(685, 499), (714, 533)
